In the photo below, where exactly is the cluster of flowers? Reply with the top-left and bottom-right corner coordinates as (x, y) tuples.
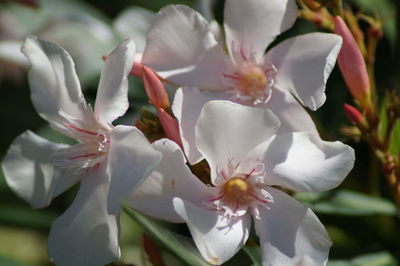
(2, 0), (355, 265)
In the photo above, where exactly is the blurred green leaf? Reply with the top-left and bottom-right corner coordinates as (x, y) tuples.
(0, 206), (57, 229)
(123, 206), (210, 266)
(389, 120), (400, 155)
(243, 246), (262, 266)
(0, 256), (28, 266)
(296, 190), (397, 216)
(328, 251), (397, 266)
(347, 0), (396, 46)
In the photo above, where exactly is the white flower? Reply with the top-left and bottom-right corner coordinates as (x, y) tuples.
(141, 0), (343, 164)
(129, 101), (355, 265)
(1, 36), (161, 266)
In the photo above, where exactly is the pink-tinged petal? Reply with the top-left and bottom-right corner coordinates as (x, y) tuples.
(107, 125), (162, 214)
(334, 16), (370, 107)
(1, 131), (81, 209)
(95, 39), (136, 124)
(48, 164), (120, 266)
(129, 139), (213, 223)
(21, 35), (90, 125)
(247, 132), (354, 192)
(264, 89), (319, 137)
(195, 100), (280, 182)
(265, 33), (342, 111)
(173, 198), (251, 265)
(254, 187), (331, 266)
(172, 87), (228, 164)
(142, 5), (229, 89)
(224, 0), (297, 59)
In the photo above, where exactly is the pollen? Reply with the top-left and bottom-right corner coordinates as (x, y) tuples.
(223, 177), (248, 198)
(235, 63), (267, 98)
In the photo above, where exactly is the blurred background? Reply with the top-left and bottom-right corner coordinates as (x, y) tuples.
(0, 0), (399, 265)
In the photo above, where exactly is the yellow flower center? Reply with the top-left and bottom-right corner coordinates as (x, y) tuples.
(222, 177), (249, 201)
(235, 63), (267, 98)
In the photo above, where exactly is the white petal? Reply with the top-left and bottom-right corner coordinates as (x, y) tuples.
(172, 87), (228, 164)
(129, 139), (212, 223)
(113, 7), (154, 53)
(195, 100), (280, 182)
(1, 131), (81, 208)
(264, 89), (319, 137)
(142, 5), (229, 89)
(107, 125), (162, 214)
(255, 187), (331, 266)
(94, 39), (136, 124)
(0, 40), (28, 66)
(173, 198), (251, 265)
(21, 35), (91, 125)
(249, 132), (354, 192)
(265, 33), (343, 111)
(48, 164), (120, 266)
(224, 0), (297, 59)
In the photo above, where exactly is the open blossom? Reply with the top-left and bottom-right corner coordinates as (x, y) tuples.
(1, 36), (161, 266)
(140, 0), (343, 164)
(128, 101), (355, 265)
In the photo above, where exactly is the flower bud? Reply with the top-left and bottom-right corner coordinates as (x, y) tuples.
(142, 234), (164, 266)
(344, 103), (368, 130)
(142, 66), (170, 110)
(157, 108), (183, 149)
(334, 16), (371, 108)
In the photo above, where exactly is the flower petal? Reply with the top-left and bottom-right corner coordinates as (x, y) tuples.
(172, 87), (228, 164)
(94, 39), (136, 124)
(142, 5), (229, 89)
(196, 100), (280, 182)
(248, 132), (354, 192)
(173, 197), (251, 265)
(48, 164), (120, 266)
(265, 33), (342, 111)
(21, 35), (90, 125)
(264, 89), (319, 136)
(254, 187), (331, 265)
(107, 125), (162, 214)
(129, 139), (213, 223)
(113, 7), (154, 53)
(1, 131), (81, 208)
(224, 0), (297, 59)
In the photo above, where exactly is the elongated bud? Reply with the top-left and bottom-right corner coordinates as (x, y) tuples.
(157, 108), (183, 149)
(142, 234), (164, 266)
(344, 104), (368, 130)
(334, 16), (371, 108)
(141, 66), (170, 110)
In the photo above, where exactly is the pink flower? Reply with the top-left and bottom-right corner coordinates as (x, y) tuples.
(140, 0), (343, 164)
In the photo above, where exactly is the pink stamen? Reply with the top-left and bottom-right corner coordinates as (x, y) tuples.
(68, 153), (97, 160)
(221, 170), (228, 181)
(248, 192), (269, 204)
(233, 200), (240, 214)
(244, 168), (256, 180)
(240, 46), (248, 61)
(66, 124), (97, 136)
(223, 73), (242, 80)
(207, 194), (225, 203)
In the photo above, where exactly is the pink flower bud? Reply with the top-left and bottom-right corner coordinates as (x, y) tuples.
(142, 66), (170, 110)
(142, 234), (164, 266)
(157, 108), (183, 149)
(130, 61), (144, 77)
(344, 104), (368, 129)
(334, 16), (370, 108)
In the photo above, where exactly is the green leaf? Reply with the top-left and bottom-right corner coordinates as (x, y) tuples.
(347, 0), (397, 46)
(0, 206), (57, 230)
(123, 206), (210, 266)
(295, 190), (397, 216)
(243, 246), (262, 266)
(0, 256), (28, 266)
(328, 251), (397, 266)
(389, 119), (400, 155)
